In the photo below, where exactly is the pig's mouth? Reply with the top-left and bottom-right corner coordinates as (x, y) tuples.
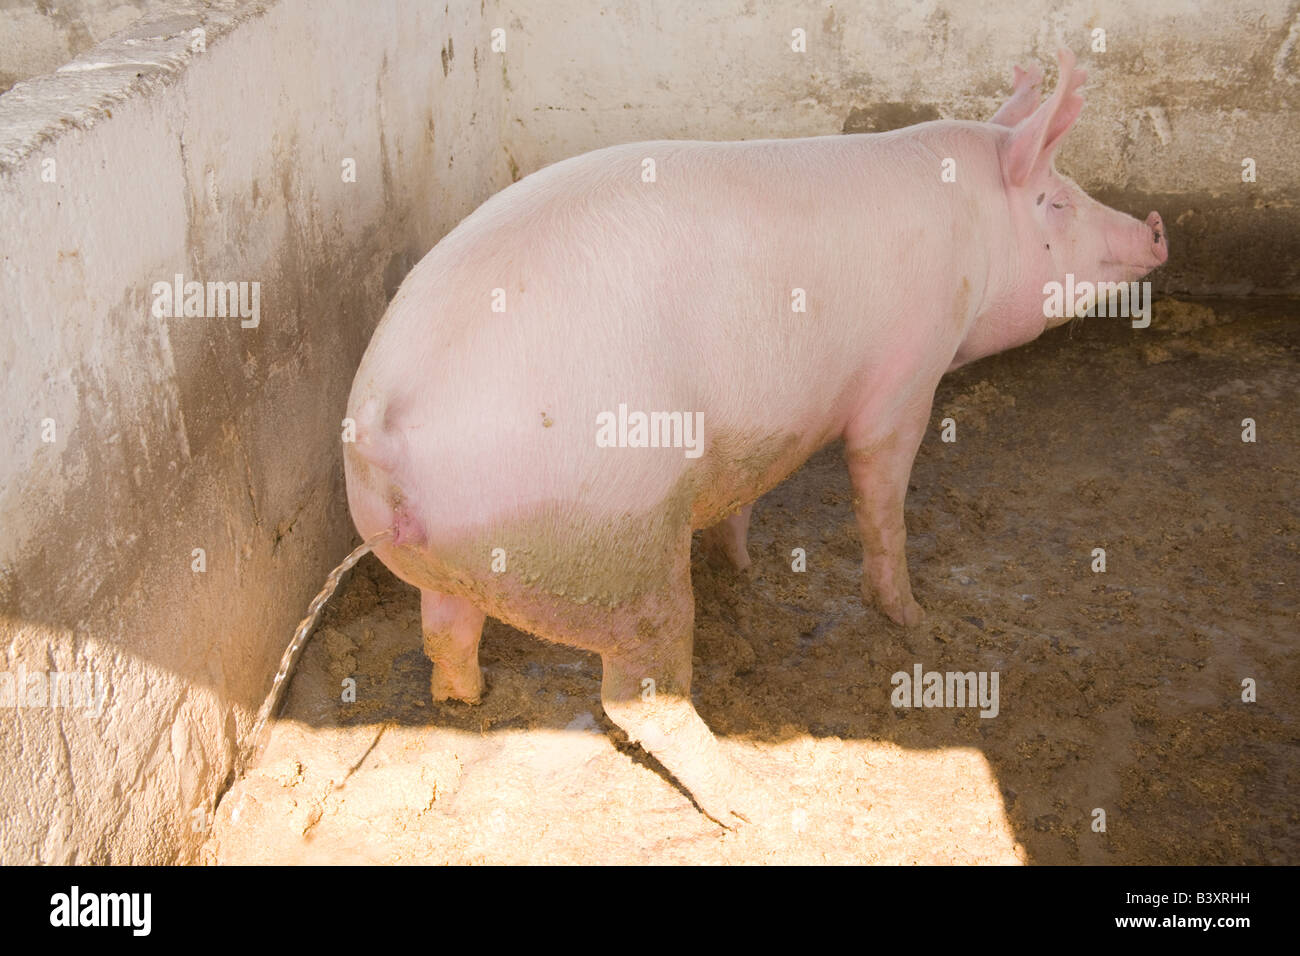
(1101, 211), (1168, 279)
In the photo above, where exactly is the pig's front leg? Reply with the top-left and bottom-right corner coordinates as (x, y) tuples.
(843, 394), (934, 628)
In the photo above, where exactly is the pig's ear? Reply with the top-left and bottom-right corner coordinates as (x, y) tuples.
(989, 64), (1044, 127)
(1001, 49), (1086, 186)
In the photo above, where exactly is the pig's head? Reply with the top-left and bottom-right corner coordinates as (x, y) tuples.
(977, 49), (1167, 348)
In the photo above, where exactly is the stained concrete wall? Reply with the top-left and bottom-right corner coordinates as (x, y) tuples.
(1, 0), (1294, 864)
(0, 0), (508, 863)
(504, 0), (1300, 295)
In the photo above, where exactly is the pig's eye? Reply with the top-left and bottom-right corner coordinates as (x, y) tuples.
(1050, 199), (1068, 210)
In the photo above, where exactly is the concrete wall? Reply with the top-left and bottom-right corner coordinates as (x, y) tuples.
(0, 0), (1294, 864)
(0, 0), (508, 863)
(504, 0), (1300, 295)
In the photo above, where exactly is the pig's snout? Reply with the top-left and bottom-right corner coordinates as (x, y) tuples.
(1146, 211), (1168, 266)
(1108, 210), (1168, 276)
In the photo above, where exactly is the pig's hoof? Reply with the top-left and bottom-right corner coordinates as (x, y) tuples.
(870, 594), (925, 628)
(701, 536), (751, 573)
(431, 665), (484, 705)
(695, 788), (760, 830)
(688, 765), (778, 830)
(890, 599), (925, 629)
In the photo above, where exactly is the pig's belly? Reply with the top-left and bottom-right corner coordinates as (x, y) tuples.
(349, 405), (829, 623)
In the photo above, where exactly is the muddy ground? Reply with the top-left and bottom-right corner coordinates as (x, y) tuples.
(209, 300), (1297, 865)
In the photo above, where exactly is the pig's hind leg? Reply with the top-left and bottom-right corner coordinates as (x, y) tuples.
(700, 502), (754, 571)
(591, 536), (772, 827)
(421, 589), (486, 704)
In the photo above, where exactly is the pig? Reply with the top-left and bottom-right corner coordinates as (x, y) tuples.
(342, 49), (1167, 826)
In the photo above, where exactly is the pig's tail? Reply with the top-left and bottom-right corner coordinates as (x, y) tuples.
(234, 528), (394, 779)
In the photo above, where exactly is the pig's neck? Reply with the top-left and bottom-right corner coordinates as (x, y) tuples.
(951, 287), (1047, 369)
(949, 203), (1052, 372)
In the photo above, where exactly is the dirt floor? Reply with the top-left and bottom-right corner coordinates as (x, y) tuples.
(209, 299), (1298, 865)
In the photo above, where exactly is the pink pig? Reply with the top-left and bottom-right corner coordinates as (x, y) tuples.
(343, 49), (1167, 825)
